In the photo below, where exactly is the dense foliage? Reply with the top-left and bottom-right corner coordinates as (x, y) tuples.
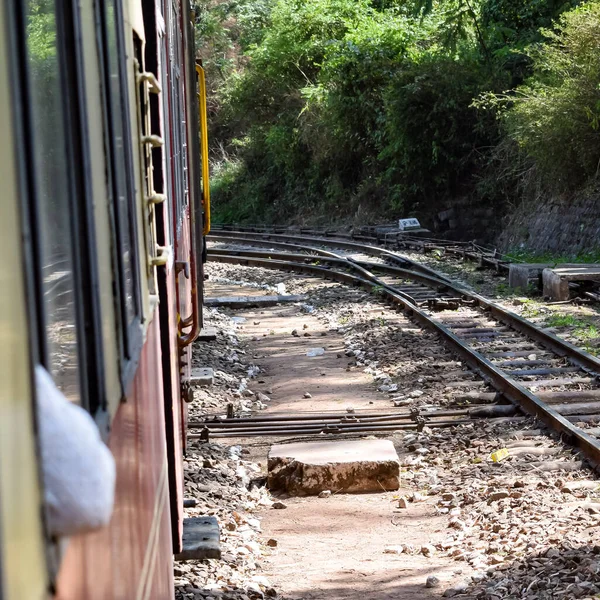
(196, 0), (598, 226)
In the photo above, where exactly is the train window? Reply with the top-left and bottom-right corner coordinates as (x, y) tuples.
(19, 0), (106, 421)
(24, 0), (82, 403)
(169, 0), (189, 231)
(101, 0), (142, 344)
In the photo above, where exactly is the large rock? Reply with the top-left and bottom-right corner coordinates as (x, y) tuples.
(268, 439), (400, 496)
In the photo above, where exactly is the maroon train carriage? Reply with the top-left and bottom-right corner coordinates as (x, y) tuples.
(0, 0), (211, 598)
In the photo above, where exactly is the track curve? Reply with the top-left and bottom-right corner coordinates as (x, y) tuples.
(206, 232), (600, 467)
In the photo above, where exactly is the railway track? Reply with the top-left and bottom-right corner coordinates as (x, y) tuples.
(201, 230), (600, 468)
(211, 222), (512, 272)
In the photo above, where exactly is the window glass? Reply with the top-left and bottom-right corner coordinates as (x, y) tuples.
(25, 0), (80, 402)
(169, 0), (188, 230)
(104, 0), (138, 324)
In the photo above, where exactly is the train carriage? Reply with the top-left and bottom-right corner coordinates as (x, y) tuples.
(0, 0), (209, 597)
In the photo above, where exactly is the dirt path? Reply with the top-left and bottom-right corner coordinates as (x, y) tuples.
(260, 495), (463, 600)
(177, 262), (600, 600)
(208, 282), (474, 598)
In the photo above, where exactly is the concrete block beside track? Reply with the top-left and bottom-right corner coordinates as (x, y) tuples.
(508, 263), (553, 291)
(267, 439), (400, 496)
(543, 265), (600, 300)
(175, 516), (221, 561)
(189, 367), (214, 387)
(509, 262), (587, 292)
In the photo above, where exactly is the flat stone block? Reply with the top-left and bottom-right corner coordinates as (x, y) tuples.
(205, 294), (307, 308)
(197, 326), (217, 341)
(189, 367), (214, 386)
(268, 439), (400, 496)
(508, 263), (553, 291)
(175, 516), (221, 561)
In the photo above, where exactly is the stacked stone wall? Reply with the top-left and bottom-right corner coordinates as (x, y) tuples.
(427, 189), (599, 253)
(498, 189), (600, 254)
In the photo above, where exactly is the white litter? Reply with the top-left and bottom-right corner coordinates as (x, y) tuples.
(306, 348), (325, 357)
(247, 365), (260, 378)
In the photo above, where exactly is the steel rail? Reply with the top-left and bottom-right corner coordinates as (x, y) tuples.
(210, 226), (511, 271)
(207, 245), (600, 466)
(209, 240), (600, 374)
(190, 415), (534, 439)
(208, 248), (455, 294)
(189, 406), (504, 431)
(209, 230), (455, 283)
(190, 406), (482, 426)
(212, 224), (523, 270)
(209, 235), (343, 259)
(189, 419), (481, 438)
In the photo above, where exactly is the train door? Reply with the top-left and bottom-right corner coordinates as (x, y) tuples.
(141, 0), (187, 553)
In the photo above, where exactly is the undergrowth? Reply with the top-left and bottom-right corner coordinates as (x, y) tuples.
(197, 0), (600, 229)
(505, 248), (600, 265)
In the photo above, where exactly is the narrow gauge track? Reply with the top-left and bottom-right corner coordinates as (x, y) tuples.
(211, 222), (511, 272)
(202, 231), (600, 468)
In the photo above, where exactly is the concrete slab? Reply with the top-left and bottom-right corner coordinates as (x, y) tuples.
(175, 516), (221, 561)
(205, 294), (307, 308)
(268, 439), (400, 496)
(189, 367), (214, 387)
(543, 265), (600, 300)
(197, 326), (217, 341)
(508, 263), (552, 291)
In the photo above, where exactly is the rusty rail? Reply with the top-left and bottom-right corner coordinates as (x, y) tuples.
(207, 236), (600, 467)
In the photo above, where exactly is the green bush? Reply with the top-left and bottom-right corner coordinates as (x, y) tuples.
(202, 0), (600, 228)
(486, 2), (600, 189)
(211, 0), (505, 222)
(381, 51), (505, 210)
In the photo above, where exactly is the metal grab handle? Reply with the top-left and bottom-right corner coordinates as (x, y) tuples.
(196, 64), (210, 236)
(178, 65), (204, 348)
(146, 192), (167, 205)
(150, 245), (169, 267)
(141, 135), (164, 148)
(137, 71), (162, 94)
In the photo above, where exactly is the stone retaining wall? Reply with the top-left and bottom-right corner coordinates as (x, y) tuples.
(498, 189), (600, 254)
(431, 196), (505, 245)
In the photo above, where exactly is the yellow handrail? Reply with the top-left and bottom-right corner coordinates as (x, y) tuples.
(196, 64), (210, 235)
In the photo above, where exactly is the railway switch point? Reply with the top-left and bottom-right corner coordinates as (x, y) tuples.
(189, 367), (214, 387)
(267, 439), (400, 496)
(175, 516), (221, 561)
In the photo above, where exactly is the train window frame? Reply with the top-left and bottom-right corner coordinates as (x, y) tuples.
(169, 0), (189, 235)
(96, 0), (145, 389)
(15, 0), (106, 420)
(10, 0), (108, 585)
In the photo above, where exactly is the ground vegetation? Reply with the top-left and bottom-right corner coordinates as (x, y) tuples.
(195, 0), (600, 230)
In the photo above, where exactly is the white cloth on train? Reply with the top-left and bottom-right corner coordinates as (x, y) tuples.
(35, 365), (116, 536)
